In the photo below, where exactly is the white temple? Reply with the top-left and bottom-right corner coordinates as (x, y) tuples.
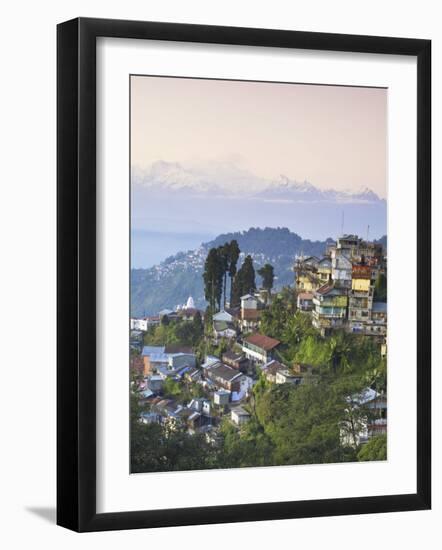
(184, 296), (195, 309)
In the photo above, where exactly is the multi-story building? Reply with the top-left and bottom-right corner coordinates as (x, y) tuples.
(242, 333), (280, 364)
(297, 292), (314, 312)
(348, 264), (374, 333)
(317, 257), (332, 283)
(336, 234), (362, 258)
(294, 256), (323, 293)
(294, 234), (386, 336)
(239, 293), (262, 332)
(331, 250), (353, 288)
(312, 283), (348, 335)
(366, 302), (387, 337)
(335, 234), (384, 266)
(356, 241), (384, 265)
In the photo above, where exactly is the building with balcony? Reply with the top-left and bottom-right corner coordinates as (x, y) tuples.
(348, 264), (374, 332)
(365, 302), (387, 337)
(297, 292), (314, 312)
(294, 256), (323, 293)
(312, 283), (348, 335)
(317, 257), (332, 283)
(331, 253), (352, 288)
(336, 234), (362, 258)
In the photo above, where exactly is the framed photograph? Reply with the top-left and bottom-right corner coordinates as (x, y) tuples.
(57, 17), (431, 532)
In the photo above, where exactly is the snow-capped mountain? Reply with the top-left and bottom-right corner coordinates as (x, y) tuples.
(132, 161), (384, 204)
(132, 160), (266, 196)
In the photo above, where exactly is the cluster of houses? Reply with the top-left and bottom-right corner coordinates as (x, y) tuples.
(130, 233), (387, 448)
(131, 328), (289, 433)
(130, 296), (202, 333)
(211, 291), (270, 339)
(132, 335), (386, 447)
(295, 234), (387, 339)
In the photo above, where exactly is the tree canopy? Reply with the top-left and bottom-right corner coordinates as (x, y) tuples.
(258, 263), (275, 294)
(357, 434), (387, 461)
(231, 255), (256, 307)
(203, 240), (242, 311)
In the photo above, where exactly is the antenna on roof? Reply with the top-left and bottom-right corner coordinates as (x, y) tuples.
(340, 211), (345, 236)
(366, 224), (370, 242)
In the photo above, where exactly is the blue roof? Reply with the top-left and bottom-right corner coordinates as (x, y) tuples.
(176, 365), (191, 376)
(372, 302), (387, 313)
(142, 345), (165, 356)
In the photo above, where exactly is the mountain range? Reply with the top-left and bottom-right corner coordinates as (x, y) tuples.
(132, 160), (385, 204)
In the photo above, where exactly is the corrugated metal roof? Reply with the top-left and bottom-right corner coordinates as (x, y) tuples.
(142, 345), (165, 356)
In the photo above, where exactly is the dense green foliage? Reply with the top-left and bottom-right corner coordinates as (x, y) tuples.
(162, 377), (208, 403)
(209, 227), (335, 259)
(231, 255), (257, 307)
(227, 240), (240, 305)
(357, 435), (387, 461)
(253, 381), (356, 465)
(143, 315), (204, 347)
(203, 240), (241, 311)
(203, 247), (224, 311)
(257, 263), (275, 295)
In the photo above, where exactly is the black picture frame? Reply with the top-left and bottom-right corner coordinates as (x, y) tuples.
(57, 17), (431, 532)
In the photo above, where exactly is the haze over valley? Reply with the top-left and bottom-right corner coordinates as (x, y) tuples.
(131, 160), (386, 268)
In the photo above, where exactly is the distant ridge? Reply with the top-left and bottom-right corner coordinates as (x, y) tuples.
(131, 227), (336, 317)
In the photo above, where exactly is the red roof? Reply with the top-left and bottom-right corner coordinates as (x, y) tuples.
(244, 333), (280, 351)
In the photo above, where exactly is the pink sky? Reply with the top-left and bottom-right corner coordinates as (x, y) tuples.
(131, 76), (387, 198)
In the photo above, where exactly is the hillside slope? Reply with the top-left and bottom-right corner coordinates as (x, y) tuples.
(131, 227), (334, 317)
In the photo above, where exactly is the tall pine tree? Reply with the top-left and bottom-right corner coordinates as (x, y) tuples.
(218, 244), (230, 309)
(203, 248), (224, 312)
(241, 255), (256, 295)
(258, 263), (274, 293)
(231, 255), (256, 307)
(228, 240), (240, 307)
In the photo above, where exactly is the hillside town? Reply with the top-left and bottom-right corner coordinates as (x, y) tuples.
(130, 233), (388, 471)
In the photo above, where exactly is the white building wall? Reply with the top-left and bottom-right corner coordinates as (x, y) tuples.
(241, 297), (258, 310)
(241, 345), (266, 363)
(130, 318), (148, 331)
